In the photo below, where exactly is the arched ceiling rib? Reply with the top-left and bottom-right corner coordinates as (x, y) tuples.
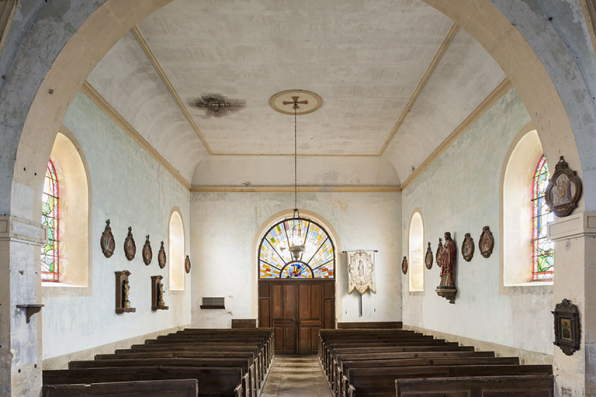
(84, 0), (507, 187)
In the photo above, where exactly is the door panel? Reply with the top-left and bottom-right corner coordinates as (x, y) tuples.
(259, 280), (335, 355)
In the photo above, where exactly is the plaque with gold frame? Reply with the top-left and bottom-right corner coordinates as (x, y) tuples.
(552, 299), (580, 356)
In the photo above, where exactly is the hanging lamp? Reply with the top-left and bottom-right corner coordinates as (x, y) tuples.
(269, 90), (323, 262)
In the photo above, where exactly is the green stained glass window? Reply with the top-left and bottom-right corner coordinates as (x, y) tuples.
(259, 217), (335, 279)
(41, 160), (60, 282)
(532, 155), (554, 281)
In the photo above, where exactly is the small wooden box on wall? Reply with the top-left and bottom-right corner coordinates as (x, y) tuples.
(151, 275), (169, 311)
(115, 271), (136, 314)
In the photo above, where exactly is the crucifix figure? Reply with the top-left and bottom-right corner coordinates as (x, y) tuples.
(283, 96), (308, 110)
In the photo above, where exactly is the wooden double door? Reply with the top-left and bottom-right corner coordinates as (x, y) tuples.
(258, 280), (335, 355)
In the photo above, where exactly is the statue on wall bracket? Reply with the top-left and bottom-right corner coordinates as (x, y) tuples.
(346, 250), (377, 295)
(436, 232), (457, 304)
(425, 242), (433, 269)
(545, 156), (583, 217)
(100, 220), (115, 258)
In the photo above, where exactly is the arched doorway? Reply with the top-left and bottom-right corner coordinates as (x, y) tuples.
(257, 214), (336, 355)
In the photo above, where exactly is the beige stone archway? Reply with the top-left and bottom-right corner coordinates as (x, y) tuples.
(1, 0), (595, 395)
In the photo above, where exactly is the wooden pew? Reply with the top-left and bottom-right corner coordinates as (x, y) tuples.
(337, 322), (402, 329)
(395, 374), (554, 397)
(345, 364), (553, 397)
(144, 335), (269, 392)
(44, 367), (246, 397)
(42, 379), (199, 397)
(68, 357), (255, 396)
(44, 328), (275, 397)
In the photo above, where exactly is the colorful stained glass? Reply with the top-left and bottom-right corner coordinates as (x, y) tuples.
(259, 217), (335, 279)
(532, 155), (554, 281)
(41, 160), (60, 282)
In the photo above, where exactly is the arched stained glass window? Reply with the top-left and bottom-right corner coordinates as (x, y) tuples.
(532, 154), (554, 281)
(259, 217), (335, 279)
(42, 159), (60, 282)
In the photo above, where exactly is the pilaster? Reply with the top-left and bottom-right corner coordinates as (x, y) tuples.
(0, 216), (45, 397)
(548, 212), (596, 397)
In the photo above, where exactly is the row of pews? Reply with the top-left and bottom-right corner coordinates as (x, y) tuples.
(319, 326), (554, 397)
(42, 328), (274, 397)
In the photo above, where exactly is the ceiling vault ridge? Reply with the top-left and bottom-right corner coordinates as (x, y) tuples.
(378, 22), (460, 156)
(80, 81), (192, 191)
(399, 77), (512, 191)
(131, 26), (215, 155)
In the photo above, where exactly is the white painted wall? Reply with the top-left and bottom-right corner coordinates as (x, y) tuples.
(401, 88), (553, 358)
(190, 191), (402, 327)
(41, 92), (192, 363)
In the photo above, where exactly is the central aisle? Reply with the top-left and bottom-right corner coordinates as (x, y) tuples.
(260, 355), (334, 397)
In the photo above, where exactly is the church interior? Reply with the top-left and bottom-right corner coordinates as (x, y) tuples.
(1, 0), (596, 396)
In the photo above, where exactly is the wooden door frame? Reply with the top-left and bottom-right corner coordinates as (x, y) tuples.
(258, 278), (336, 355)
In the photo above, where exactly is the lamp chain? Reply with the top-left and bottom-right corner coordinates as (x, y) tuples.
(294, 107), (297, 212)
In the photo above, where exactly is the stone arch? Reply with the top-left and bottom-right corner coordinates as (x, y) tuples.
(250, 208), (342, 318)
(1, 0), (595, 395)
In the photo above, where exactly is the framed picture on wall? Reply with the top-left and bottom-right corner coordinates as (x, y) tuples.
(552, 299), (580, 355)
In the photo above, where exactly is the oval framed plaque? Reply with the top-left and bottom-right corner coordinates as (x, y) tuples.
(124, 227), (136, 261)
(185, 255), (191, 274)
(158, 241), (167, 269)
(142, 235), (152, 266)
(100, 219), (115, 258)
(425, 242), (433, 270)
(479, 226), (494, 258)
(545, 156), (583, 217)
(462, 233), (474, 262)
(401, 256), (408, 275)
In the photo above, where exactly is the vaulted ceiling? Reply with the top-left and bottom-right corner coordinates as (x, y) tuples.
(86, 0), (507, 187)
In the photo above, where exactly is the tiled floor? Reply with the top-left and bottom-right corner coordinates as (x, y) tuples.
(260, 355), (334, 397)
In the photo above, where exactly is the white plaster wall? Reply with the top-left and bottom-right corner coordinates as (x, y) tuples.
(41, 91), (192, 362)
(190, 191), (401, 327)
(401, 88), (554, 357)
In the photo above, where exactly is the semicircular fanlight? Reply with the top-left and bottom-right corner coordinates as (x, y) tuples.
(259, 218), (335, 279)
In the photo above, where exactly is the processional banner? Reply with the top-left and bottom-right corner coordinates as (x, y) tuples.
(347, 250), (376, 295)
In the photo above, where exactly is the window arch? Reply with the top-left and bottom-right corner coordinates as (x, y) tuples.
(169, 210), (185, 291)
(408, 211), (424, 292)
(259, 217), (335, 279)
(532, 155), (554, 281)
(41, 160), (60, 282)
(41, 131), (90, 287)
(502, 127), (552, 286)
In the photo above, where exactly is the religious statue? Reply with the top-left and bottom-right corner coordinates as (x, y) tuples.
(439, 232), (456, 287)
(157, 282), (165, 307)
(436, 232), (457, 304)
(122, 279), (131, 308)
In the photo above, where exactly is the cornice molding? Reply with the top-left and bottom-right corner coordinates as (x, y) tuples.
(80, 81), (191, 190)
(400, 78), (512, 191)
(190, 185), (401, 193)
